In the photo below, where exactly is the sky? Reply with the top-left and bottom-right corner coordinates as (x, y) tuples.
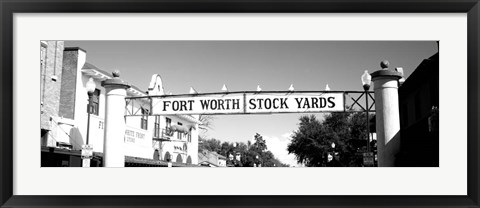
(65, 41), (438, 166)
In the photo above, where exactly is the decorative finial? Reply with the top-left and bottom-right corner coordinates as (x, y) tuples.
(221, 84), (229, 92)
(189, 87), (198, 94)
(380, 60), (389, 69)
(112, 70), (120, 77)
(288, 84), (295, 91)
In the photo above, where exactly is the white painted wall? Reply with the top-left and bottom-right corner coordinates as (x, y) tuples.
(52, 51), (199, 164)
(159, 115), (199, 164)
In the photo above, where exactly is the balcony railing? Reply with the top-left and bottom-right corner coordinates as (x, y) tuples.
(153, 128), (188, 142)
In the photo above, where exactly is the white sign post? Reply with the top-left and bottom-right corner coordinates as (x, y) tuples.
(81, 144), (93, 167)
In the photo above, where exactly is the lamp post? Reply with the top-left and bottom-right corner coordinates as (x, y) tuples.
(228, 153), (234, 167)
(255, 155), (261, 167)
(330, 142), (336, 167)
(85, 78), (96, 144)
(229, 142), (242, 167)
(361, 70), (372, 166)
(82, 78), (96, 167)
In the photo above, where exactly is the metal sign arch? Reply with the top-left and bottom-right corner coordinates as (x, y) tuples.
(125, 90), (374, 117)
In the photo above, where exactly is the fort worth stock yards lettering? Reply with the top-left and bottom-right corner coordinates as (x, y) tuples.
(151, 92), (344, 115)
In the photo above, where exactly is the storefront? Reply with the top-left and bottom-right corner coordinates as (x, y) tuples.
(41, 146), (198, 167)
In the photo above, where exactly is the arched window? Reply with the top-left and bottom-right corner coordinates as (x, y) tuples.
(176, 154), (183, 163)
(164, 152), (171, 162)
(186, 156), (192, 164)
(153, 150), (159, 160)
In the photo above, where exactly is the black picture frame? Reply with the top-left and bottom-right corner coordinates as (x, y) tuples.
(1, 0), (479, 207)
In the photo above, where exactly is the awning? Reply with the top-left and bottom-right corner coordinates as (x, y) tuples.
(170, 125), (190, 133)
(177, 114), (202, 125)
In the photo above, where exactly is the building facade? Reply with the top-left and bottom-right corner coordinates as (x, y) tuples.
(198, 150), (227, 167)
(40, 41), (65, 147)
(396, 52), (439, 167)
(41, 43), (200, 167)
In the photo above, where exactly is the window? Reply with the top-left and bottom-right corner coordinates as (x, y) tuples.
(188, 128), (192, 142)
(153, 150), (160, 160)
(141, 108), (148, 130)
(176, 154), (183, 163)
(87, 89), (100, 116)
(154, 115), (160, 138)
(177, 122), (183, 140)
(164, 151), (171, 162)
(165, 117), (172, 136)
(166, 117), (171, 129)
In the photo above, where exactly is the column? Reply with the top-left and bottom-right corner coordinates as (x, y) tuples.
(371, 61), (403, 167)
(102, 71), (131, 167)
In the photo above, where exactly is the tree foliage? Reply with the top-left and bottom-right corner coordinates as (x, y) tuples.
(287, 112), (374, 167)
(251, 133), (267, 152)
(198, 138), (222, 153)
(198, 133), (289, 167)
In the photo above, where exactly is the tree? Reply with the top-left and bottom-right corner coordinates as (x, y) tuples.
(287, 112), (372, 167)
(198, 134), (290, 167)
(252, 133), (267, 152)
(287, 115), (327, 167)
(198, 137), (222, 153)
(240, 133), (290, 167)
(220, 142), (232, 157)
(197, 114), (216, 141)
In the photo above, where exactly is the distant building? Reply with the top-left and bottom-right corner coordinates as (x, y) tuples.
(198, 150), (227, 167)
(396, 52), (439, 167)
(41, 43), (201, 167)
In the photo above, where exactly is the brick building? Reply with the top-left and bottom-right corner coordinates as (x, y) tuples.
(40, 41), (65, 147)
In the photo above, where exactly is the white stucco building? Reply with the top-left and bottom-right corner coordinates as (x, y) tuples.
(42, 44), (200, 166)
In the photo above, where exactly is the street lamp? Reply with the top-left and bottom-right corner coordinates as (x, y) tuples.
(82, 78), (96, 167)
(255, 155), (261, 167)
(330, 142), (336, 166)
(326, 142), (337, 166)
(85, 78), (96, 145)
(361, 70), (372, 166)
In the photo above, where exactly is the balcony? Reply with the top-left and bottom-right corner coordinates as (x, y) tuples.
(153, 127), (190, 143)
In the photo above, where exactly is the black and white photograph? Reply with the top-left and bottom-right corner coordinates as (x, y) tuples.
(2, 2), (478, 207)
(40, 41), (439, 168)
